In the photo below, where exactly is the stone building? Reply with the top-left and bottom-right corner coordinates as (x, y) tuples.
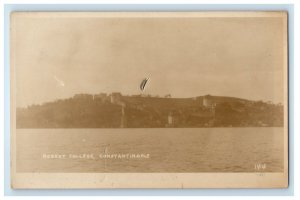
(203, 95), (214, 108)
(94, 93), (108, 103)
(110, 92), (122, 104)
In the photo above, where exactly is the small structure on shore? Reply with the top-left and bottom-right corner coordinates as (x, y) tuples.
(165, 112), (176, 127)
(168, 112), (173, 125)
(120, 104), (127, 128)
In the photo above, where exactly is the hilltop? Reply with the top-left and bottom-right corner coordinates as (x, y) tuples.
(16, 93), (283, 128)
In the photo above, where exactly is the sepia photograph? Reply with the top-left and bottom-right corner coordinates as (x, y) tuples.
(10, 12), (288, 188)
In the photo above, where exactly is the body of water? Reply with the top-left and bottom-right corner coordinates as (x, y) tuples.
(16, 128), (283, 172)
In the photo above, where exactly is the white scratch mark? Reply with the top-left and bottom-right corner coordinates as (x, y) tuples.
(54, 75), (65, 87)
(104, 145), (110, 170)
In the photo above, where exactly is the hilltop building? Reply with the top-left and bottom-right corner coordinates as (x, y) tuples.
(110, 92), (122, 104)
(94, 93), (109, 103)
(203, 95), (214, 108)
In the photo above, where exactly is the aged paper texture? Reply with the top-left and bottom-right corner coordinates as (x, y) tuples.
(10, 12), (288, 188)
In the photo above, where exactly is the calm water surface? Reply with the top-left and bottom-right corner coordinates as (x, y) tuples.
(16, 128), (284, 172)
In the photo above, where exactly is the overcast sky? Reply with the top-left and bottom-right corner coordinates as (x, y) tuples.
(13, 14), (285, 107)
